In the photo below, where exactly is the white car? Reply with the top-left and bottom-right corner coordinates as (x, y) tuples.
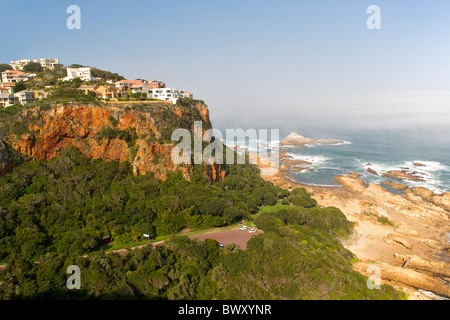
(248, 229), (257, 233)
(240, 226), (248, 231)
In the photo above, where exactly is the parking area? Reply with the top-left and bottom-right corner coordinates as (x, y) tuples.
(190, 228), (262, 250)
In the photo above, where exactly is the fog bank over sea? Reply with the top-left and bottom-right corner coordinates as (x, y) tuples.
(220, 90), (450, 193)
(211, 90), (450, 144)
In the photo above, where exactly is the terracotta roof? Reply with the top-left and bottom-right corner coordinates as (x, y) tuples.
(116, 79), (145, 85)
(1, 70), (29, 75)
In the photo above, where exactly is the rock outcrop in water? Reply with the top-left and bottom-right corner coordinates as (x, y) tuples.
(280, 132), (344, 147)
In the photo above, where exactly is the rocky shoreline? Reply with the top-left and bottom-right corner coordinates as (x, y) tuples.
(258, 149), (450, 300)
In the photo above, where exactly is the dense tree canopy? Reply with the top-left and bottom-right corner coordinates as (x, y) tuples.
(23, 62), (43, 73)
(0, 64), (13, 73)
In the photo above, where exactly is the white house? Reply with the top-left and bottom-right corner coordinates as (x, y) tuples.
(63, 67), (92, 81)
(10, 58), (60, 70)
(182, 91), (193, 99)
(1, 70), (31, 83)
(14, 90), (35, 105)
(150, 88), (183, 103)
(0, 93), (19, 107)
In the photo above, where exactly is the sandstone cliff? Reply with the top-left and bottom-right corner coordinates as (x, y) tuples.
(0, 101), (225, 181)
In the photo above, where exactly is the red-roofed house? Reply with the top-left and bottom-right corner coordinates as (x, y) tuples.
(0, 86), (13, 94)
(115, 80), (149, 94)
(1, 70), (31, 83)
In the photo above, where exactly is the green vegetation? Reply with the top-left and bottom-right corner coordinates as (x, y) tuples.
(91, 68), (125, 81)
(95, 127), (138, 148)
(0, 146), (405, 299)
(0, 64), (13, 73)
(13, 81), (27, 93)
(362, 211), (395, 227)
(0, 147), (285, 263)
(0, 197), (404, 299)
(23, 62), (43, 73)
(26, 67), (66, 89)
(43, 85), (99, 105)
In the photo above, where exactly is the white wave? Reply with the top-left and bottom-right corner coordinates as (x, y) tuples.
(362, 161), (448, 194)
(406, 160), (449, 172)
(285, 153), (331, 166)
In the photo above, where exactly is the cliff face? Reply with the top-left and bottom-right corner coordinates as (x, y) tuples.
(1, 101), (225, 181)
(0, 139), (14, 176)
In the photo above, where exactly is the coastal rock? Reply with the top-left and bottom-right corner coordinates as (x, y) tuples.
(430, 193), (450, 211)
(290, 166), (314, 173)
(381, 181), (409, 191)
(413, 162), (426, 167)
(419, 239), (444, 250)
(334, 174), (367, 193)
(194, 101), (212, 128)
(382, 170), (425, 182)
(280, 132), (343, 147)
(348, 172), (362, 178)
(394, 253), (450, 278)
(366, 168), (378, 176)
(354, 261), (450, 299)
(385, 234), (413, 250)
(411, 187), (434, 202)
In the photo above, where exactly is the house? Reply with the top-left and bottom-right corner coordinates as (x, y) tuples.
(182, 91), (193, 99)
(0, 93), (19, 107)
(147, 80), (165, 89)
(63, 67), (92, 81)
(0, 83), (16, 94)
(10, 58), (61, 70)
(1, 70), (31, 83)
(78, 85), (98, 95)
(14, 90), (35, 104)
(150, 88), (183, 104)
(95, 85), (128, 99)
(38, 58), (61, 69)
(0, 86), (13, 94)
(79, 85), (127, 100)
(115, 80), (149, 94)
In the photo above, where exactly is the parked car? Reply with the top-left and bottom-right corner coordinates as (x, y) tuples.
(240, 226), (248, 231)
(248, 229), (257, 233)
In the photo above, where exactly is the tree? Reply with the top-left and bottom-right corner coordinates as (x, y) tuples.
(13, 81), (27, 93)
(23, 62), (43, 73)
(0, 64), (13, 73)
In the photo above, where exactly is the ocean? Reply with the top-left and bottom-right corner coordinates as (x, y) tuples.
(226, 130), (450, 194)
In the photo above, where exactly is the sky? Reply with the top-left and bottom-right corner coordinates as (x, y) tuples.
(1, 0), (450, 140)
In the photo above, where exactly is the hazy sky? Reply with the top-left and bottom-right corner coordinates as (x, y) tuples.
(1, 0), (449, 140)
